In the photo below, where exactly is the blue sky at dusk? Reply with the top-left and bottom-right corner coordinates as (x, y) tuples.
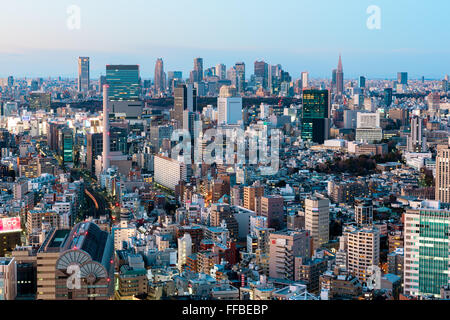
(0, 0), (448, 79)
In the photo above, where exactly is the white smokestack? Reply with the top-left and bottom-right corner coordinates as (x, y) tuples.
(102, 84), (110, 171)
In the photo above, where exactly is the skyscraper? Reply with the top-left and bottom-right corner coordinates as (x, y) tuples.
(397, 72), (408, 85)
(336, 55), (344, 94)
(404, 202), (450, 297)
(436, 144), (450, 203)
(216, 64), (226, 80)
(301, 89), (330, 144)
(7, 76), (14, 88)
(331, 69), (337, 91)
(154, 58), (165, 93)
(384, 88), (393, 107)
(301, 72), (309, 89)
(254, 60), (268, 90)
(235, 62), (246, 94)
(174, 84), (197, 129)
(77, 57), (90, 93)
(193, 58), (203, 82)
(106, 65), (140, 101)
(359, 76), (366, 89)
(106, 65), (142, 118)
(407, 116), (427, 153)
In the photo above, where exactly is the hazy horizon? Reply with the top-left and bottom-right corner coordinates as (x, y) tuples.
(1, 0), (449, 79)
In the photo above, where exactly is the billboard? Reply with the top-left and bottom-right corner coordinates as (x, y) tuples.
(0, 217), (21, 233)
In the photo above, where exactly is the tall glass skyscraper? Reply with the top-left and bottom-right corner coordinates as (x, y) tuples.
(336, 55), (344, 95)
(106, 65), (140, 101)
(301, 89), (329, 144)
(404, 202), (450, 297)
(78, 57), (90, 93)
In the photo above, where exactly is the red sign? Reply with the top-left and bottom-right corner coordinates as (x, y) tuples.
(0, 217), (21, 233)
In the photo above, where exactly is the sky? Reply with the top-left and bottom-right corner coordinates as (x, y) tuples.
(0, 0), (449, 80)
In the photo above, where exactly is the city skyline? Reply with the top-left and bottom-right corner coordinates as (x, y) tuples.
(1, 0), (449, 79)
(2, 0), (450, 306)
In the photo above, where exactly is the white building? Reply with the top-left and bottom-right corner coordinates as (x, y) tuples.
(217, 85), (243, 125)
(357, 111), (380, 129)
(177, 233), (192, 271)
(154, 155), (187, 191)
(112, 220), (137, 251)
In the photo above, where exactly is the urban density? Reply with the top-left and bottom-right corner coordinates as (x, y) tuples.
(1, 2), (450, 304)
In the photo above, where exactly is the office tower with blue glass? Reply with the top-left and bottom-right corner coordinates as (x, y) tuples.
(404, 201), (450, 298)
(301, 89), (330, 144)
(106, 65), (142, 118)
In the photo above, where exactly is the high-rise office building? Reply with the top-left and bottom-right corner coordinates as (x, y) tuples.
(174, 84), (197, 129)
(404, 202), (450, 297)
(217, 85), (242, 125)
(336, 55), (344, 94)
(106, 65), (142, 118)
(154, 58), (165, 93)
(436, 144), (450, 203)
(301, 72), (309, 89)
(397, 72), (408, 85)
(86, 128), (128, 174)
(216, 64), (226, 80)
(407, 116), (427, 153)
(77, 57), (90, 93)
(235, 62), (246, 94)
(7, 76), (14, 87)
(359, 76), (366, 89)
(305, 197), (330, 251)
(193, 58), (203, 83)
(301, 89), (330, 144)
(331, 69), (337, 92)
(106, 65), (140, 101)
(60, 128), (73, 163)
(254, 60), (269, 90)
(384, 88), (393, 107)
